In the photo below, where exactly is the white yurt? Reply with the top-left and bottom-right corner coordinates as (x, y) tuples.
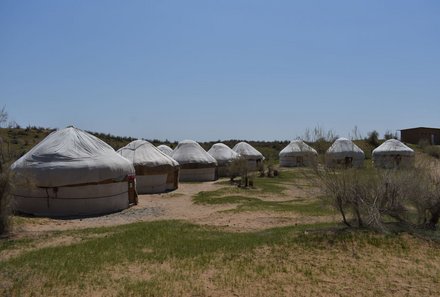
(118, 140), (180, 194)
(157, 144), (173, 157)
(207, 143), (239, 177)
(372, 139), (415, 168)
(171, 140), (218, 181)
(279, 140), (318, 167)
(10, 126), (136, 217)
(232, 142), (264, 170)
(325, 138), (365, 168)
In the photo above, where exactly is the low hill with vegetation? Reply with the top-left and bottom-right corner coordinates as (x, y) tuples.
(1, 124), (440, 296)
(1, 126), (385, 166)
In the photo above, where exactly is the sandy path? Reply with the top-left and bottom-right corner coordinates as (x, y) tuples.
(15, 181), (227, 233)
(13, 179), (336, 235)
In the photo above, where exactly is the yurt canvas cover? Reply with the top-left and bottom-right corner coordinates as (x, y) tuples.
(118, 140), (180, 193)
(279, 140), (318, 167)
(172, 140), (218, 181)
(157, 144), (173, 157)
(325, 138), (365, 168)
(208, 143), (239, 177)
(232, 142), (264, 170)
(372, 139), (415, 168)
(10, 127), (135, 217)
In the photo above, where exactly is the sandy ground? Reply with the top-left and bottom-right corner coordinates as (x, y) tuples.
(12, 179), (336, 235)
(4, 176), (440, 297)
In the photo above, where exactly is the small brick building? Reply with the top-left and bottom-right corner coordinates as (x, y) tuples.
(400, 127), (440, 145)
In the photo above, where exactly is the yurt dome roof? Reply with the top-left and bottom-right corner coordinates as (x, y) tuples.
(11, 126), (134, 187)
(279, 140), (318, 156)
(172, 140), (217, 165)
(326, 138), (365, 155)
(208, 143), (239, 163)
(372, 139), (414, 156)
(118, 140), (179, 167)
(232, 142), (264, 160)
(157, 144), (174, 156)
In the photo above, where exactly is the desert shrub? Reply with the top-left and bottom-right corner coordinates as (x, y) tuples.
(229, 157), (254, 188)
(265, 160), (275, 177)
(255, 146), (279, 163)
(0, 106), (9, 128)
(315, 165), (440, 232)
(258, 162), (265, 177)
(366, 130), (380, 147)
(422, 145), (440, 159)
(0, 169), (12, 236)
(312, 138), (332, 155)
(303, 125), (337, 155)
(419, 139), (430, 148)
(409, 160), (440, 229)
(354, 140), (374, 160)
(384, 130), (397, 140)
(426, 147), (440, 159)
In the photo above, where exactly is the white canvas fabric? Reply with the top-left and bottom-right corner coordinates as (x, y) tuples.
(279, 140), (318, 167)
(208, 143), (239, 165)
(208, 143), (239, 177)
(232, 142), (264, 160)
(325, 138), (365, 168)
(157, 144), (174, 157)
(118, 140), (179, 168)
(232, 142), (264, 171)
(13, 183), (130, 217)
(118, 140), (179, 193)
(172, 140), (218, 181)
(172, 140), (217, 166)
(178, 168), (217, 182)
(10, 126), (135, 216)
(372, 139), (415, 168)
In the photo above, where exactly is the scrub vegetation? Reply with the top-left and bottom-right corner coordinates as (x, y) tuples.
(315, 159), (440, 231)
(194, 169), (332, 216)
(2, 123), (440, 296)
(1, 221), (440, 296)
(0, 170), (11, 236)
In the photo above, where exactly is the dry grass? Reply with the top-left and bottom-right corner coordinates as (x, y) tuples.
(1, 221), (439, 297)
(2, 162), (440, 296)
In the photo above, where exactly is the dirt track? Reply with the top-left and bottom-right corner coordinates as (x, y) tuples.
(13, 179), (336, 235)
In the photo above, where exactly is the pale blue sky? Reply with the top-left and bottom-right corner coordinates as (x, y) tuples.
(1, 0), (439, 141)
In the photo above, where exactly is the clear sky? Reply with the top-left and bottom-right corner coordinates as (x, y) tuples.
(1, 0), (439, 141)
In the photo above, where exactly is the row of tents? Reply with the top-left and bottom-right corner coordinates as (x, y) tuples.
(10, 127), (415, 217)
(281, 137), (415, 169)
